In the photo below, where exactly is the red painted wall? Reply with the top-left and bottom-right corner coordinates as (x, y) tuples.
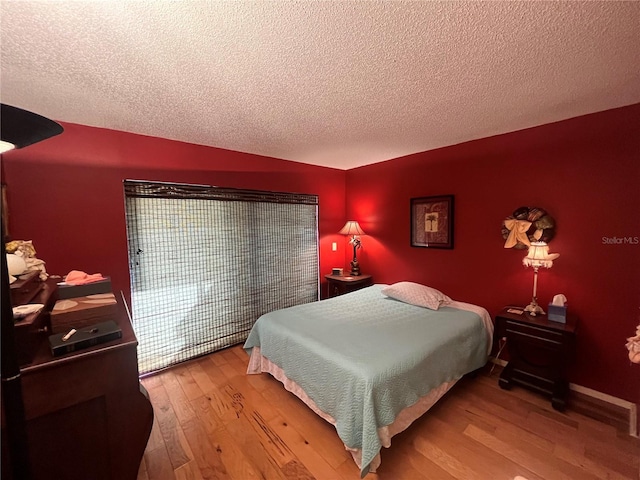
(3, 105), (639, 405)
(2, 123), (346, 304)
(346, 103), (640, 403)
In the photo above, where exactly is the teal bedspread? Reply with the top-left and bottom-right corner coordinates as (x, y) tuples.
(243, 284), (490, 476)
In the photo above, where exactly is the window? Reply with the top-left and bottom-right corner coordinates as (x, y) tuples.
(124, 180), (319, 374)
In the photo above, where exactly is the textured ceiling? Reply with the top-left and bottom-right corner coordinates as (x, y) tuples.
(1, 1), (639, 170)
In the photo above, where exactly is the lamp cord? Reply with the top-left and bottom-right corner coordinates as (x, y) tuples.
(489, 337), (507, 376)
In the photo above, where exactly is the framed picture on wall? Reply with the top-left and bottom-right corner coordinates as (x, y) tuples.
(410, 195), (454, 249)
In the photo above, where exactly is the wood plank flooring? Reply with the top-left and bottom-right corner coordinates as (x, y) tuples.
(137, 345), (639, 480)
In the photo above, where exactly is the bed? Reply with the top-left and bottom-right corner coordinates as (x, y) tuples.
(243, 282), (494, 477)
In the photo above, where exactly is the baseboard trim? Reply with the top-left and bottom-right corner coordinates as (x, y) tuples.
(489, 357), (638, 437)
(569, 383), (637, 437)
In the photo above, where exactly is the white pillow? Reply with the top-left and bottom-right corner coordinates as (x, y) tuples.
(381, 281), (452, 310)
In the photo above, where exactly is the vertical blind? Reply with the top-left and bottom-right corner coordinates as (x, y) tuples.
(124, 180), (319, 374)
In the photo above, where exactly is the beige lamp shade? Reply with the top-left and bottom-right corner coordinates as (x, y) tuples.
(522, 241), (559, 269)
(339, 221), (365, 236)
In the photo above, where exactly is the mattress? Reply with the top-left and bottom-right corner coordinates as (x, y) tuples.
(244, 284), (493, 476)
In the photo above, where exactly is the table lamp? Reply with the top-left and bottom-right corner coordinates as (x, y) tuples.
(522, 241), (559, 316)
(339, 221), (365, 276)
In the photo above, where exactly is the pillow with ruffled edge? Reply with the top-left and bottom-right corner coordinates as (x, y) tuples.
(381, 281), (452, 310)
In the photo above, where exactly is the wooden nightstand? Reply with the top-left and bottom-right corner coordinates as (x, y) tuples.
(495, 307), (577, 411)
(324, 274), (373, 298)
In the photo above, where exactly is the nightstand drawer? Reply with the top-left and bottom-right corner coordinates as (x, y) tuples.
(504, 320), (564, 349)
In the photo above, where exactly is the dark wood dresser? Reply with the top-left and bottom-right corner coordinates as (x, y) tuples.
(2, 281), (153, 480)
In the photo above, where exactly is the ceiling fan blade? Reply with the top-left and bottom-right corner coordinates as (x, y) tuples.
(1, 103), (64, 152)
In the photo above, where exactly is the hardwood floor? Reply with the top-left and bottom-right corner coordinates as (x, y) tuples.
(137, 345), (639, 480)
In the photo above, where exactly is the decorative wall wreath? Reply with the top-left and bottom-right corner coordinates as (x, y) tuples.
(501, 206), (556, 249)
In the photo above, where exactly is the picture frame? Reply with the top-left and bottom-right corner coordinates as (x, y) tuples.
(410, 195), (454, 249)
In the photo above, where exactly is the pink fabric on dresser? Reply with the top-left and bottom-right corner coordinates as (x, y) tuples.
(64, 270), (106, 285)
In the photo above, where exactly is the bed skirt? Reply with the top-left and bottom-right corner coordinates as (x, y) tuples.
(246, 346), (458, 473)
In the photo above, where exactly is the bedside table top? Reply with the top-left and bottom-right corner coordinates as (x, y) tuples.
(496, 306), (578, 333)
(325, 274), (372, 283)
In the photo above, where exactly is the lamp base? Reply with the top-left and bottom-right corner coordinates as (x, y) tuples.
(524, 298), (545, 316)
(349, 260), (360, 276)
